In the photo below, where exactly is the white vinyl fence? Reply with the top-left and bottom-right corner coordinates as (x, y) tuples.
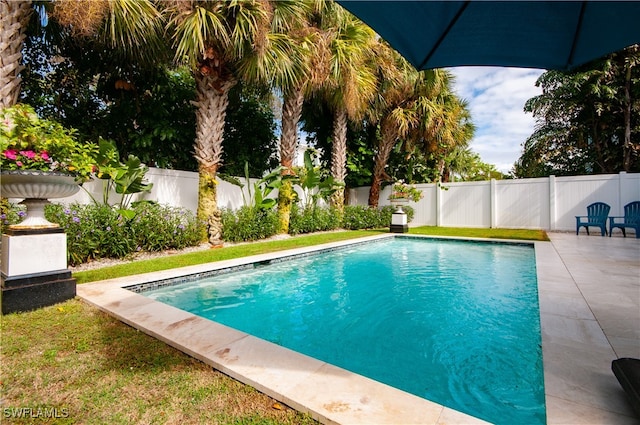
(60, 168), (639, 232)
(347, 172), (640, 231)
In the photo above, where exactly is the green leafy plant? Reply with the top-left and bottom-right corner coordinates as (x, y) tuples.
(0, 199), (26, 233)
(389, 180), (423, 202)
(129, 201), (205, 252)
(45, 202), (205, 266)
(220, 206), (279, 242)
(342, 205), (414, 230)
(289, 204), (342, 236)
(0, 103), (98, 181)
(90, 139), (154, 213)
(295, 149), (344, 209)
(220, 162), (288, 211)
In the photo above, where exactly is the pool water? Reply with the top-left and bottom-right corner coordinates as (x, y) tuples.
(144, 237), (546, 424)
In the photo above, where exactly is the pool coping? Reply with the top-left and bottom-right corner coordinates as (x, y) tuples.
(76, 233), (637, 424)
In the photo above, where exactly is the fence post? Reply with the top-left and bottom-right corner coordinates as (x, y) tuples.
(436, 183), (442, 227)
(618, 171), (627, 213)
(490, 179), (497, 228)
(549, 175), (556, 231)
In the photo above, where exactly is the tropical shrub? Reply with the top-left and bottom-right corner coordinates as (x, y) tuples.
(220, 163), (286, 211)
(128, 202), (205, 252)
(289, 204), (342, 236)
(342, 205), (414, 230)
(220, 206), (279, 243)
(341, 205), (382, 230)
(294, 149), (343, 209)
(44, 202), (205, 266)
(47, 203), (133, 265)
(90, 139), (153, 212)
(0, 199), (26, 233)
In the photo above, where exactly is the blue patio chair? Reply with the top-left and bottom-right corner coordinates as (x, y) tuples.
(576, 202), (610, 236)
(609, 201), (640, 238)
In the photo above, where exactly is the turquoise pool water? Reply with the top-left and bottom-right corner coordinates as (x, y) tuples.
(143, 237), (545, 424)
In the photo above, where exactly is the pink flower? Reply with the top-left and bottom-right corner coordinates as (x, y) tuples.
(19, 150), (36, 159)
(40, 151), (50, 161)
(15, 161), (23, 167)
(3, 149), (17, 160)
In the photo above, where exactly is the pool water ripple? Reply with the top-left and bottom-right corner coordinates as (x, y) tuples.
(143, 237), (545, 425)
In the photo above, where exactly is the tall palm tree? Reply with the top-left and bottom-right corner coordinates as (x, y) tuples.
(275, 2), (377, 225)
(165, 0), (304, 244)
(366, 48), (424, 207)
(0, 0), (32, 109)
(428, 93), (475, 182)
(366, 51), (470, 207)
(321, 8), (377, 210)
(400, 72), (475, 183)
(272, 0), (329, 233)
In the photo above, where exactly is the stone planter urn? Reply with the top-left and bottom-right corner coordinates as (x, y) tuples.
(389, 198), (409, 233)
(1, 170), (80, 229)
(1, 170), (79, 314)
(390, 197), (410, 214)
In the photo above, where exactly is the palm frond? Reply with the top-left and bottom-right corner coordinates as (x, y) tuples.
(102, 0), (162, 62)
(168, 3), (228, 68)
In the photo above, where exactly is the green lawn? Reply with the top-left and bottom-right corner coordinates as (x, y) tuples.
(74, 227), (547, 284)
(2, 227), (547, 424)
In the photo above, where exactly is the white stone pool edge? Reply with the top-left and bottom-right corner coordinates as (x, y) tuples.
(77, 233), (639, 424)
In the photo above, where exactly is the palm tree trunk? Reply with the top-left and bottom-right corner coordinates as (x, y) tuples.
(193, 72), (236, 245)
(330, 106), (348, 209)
(277, 87), (304, 233)
(0, 0), (32, 109)
(368, 126), (396, 208)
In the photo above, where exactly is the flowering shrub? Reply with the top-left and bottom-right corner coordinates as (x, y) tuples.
(389, 181), (423, 202)
(0, 104), (98, 181)
(0, 198), (26, 233)
(36, 202), (206, 266)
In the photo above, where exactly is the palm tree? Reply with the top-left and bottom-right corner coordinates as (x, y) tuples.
(366, 48), (425, 207)
(270, 1), (322, 234)
(1, 0), (162, 110)
(366, 50), (471, 207)
(0, 0), (32, 109)
(429, 94), (475, 182)
(321, 8), (377, 210)
(275, 3), (377, 225)
(405, 77), (475, 183)
(165, 0), (305, 244)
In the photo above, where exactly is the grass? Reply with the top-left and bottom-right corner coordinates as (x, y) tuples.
(1, 301), (316, 424)
(2, 226), (548, 424)
(73, 227), (547, 284)
(409, 226), (549, 241)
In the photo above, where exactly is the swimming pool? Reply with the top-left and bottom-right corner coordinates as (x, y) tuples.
(142, 237), (545, 424)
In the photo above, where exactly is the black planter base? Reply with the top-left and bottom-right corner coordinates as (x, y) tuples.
(1, 270), (76, 315)
(390, 224), (409, 233)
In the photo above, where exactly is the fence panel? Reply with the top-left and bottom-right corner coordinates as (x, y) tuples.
(440, 181), (491, 228)
(495, 178), (550, 229)
(554, 174), (620, 231)
(38, 168), (640, 231)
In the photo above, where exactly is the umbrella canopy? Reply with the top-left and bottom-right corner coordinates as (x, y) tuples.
(336, 1), (640, 70)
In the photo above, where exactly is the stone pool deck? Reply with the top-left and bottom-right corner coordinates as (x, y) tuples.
(77, 232), (640, 424)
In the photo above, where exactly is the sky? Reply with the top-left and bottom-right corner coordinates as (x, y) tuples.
(449, 67), (545, 174)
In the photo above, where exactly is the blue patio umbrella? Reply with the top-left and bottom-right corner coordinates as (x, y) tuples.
(335, 1), (640, 70)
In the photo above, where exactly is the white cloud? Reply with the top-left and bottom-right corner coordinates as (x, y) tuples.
(449, 67), (544, 173)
